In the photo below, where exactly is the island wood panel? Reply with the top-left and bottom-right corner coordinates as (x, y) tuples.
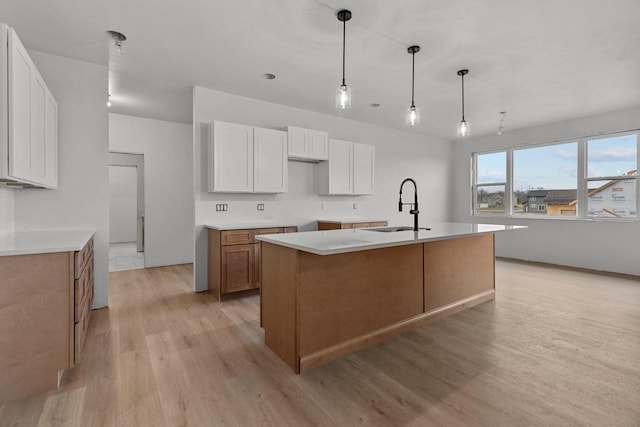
(0, 252), (72, 403)
(423, 234), (495, 312)
(296, 244), (423, 358)
(261, 242), (299, 372)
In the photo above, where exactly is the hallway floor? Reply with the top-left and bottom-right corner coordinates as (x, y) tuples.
(108, 242), (144, 272)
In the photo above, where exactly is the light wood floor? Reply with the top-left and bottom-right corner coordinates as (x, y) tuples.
(1, 260), (639, 426)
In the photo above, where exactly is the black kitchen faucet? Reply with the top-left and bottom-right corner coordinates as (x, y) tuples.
(399, 178), (419, 232)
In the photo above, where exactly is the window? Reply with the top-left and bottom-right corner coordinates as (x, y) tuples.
(472, 130), (639, 220)
(474, 152), (506, 214)
(513, 142), (577, 216)
(586, 134), (637, 218)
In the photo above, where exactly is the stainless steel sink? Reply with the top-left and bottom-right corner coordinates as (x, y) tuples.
(363, 226), (431, 232)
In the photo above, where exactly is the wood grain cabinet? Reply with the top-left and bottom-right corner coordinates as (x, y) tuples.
(317, 220), (388, 230)
(0, 237), (93, 403)
(0, 23), (58, 189)
(208, 226), (297, 299)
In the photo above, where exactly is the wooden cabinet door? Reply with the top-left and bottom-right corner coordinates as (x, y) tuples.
(210, 121), (253, 193)
(328, 138), (354, 195)
(253, 243), (261, 289)
(8, 27), (32, 181)
(287, 126), (308, 158)
(254, 127), (287, 193)
(308, 130), (329, 160)
(221, 245), (254, 293)
(353, 143), (374, 195)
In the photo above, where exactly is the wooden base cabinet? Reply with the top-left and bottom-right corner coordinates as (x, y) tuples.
(0, 238), (93, 403)
(317, 220), (387, 230)
(208, 227), (297, 300)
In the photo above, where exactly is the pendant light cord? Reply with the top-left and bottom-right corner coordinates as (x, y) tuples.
(411, 51), (415, 108)
(461, 73), (465, 121)
(342, 18), (346, 86)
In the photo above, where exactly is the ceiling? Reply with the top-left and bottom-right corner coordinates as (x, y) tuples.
(2, 0), (639, 139)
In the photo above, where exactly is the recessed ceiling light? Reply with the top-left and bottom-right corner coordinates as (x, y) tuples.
(370, 103), (381, 108)
(263, 73), (276, 80)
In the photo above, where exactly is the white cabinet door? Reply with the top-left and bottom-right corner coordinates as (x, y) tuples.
(254, 127), (287, 193)
(328, 138), (354, 195)
(44, 93), (58, 187)
(210, 121), (254, 193)
(308, 130), (328, 160)
(8, 27), (32, 181)
(353, 143), (375, 195)
(287, 126), (329, 161)
(287, 126), (307, 158)
(30, 69), (47, 184)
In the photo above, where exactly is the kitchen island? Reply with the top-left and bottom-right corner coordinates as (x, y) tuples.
(256, 222), (525, 374)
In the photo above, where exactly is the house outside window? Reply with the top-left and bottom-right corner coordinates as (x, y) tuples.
(472, 130), (639, 220)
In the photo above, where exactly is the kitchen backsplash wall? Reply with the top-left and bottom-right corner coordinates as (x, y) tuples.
(0, 188), (14, 235)
(192, 86), (454, 291)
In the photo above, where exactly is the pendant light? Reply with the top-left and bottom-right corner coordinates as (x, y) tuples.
(405, 45), (420, 126)
(456, 69), (470, 137)
(335, 9), (352, 109)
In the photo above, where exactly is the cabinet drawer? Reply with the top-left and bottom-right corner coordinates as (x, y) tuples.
(252, 228), (283, 242)
(74, 255), (93, 321)
(74, 238), (93, 278)
(74, 298), (91, 363)
(221, 230), (253, 245)
(283, 226), (298, 233)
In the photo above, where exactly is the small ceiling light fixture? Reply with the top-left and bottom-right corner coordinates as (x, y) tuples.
(107, 94), (111, 107)
(456, 69), (470, 137)
(107, 30), (127, 56)
(370, 103), (381, 108)
(497, 111), (507, 136)
(405, 45), (421, 126)
(263, 73), (276, 80)
(335, 9), (352, 109)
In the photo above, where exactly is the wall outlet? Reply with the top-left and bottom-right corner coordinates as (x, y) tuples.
(216, 203), (229, 212)
(257, 203), (265, 211)
(321, 202), (327, 211)
(353, 203), (358, 210)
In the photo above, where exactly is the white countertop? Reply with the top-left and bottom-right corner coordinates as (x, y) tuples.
(204, 221), (297, 230)
(256, 222), (527, 255)
(0, 229), (95, 257)
(316, 218), (388, 224)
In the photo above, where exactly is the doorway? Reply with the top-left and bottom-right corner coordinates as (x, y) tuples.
(109, 152), (145, 271)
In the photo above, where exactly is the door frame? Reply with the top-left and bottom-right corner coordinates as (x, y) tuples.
(109, 152), (145, 252)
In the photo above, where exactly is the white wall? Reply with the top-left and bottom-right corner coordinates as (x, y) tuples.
(14, 51), (110, 307)
(193, 87), (454, 291)
(109, 166), (137, 243)
(452, 106), (640, 276)
(0, 187), (14, 235)
(109, 114), (193, 267)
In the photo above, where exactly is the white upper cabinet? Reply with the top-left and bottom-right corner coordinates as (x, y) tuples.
(1, 24), (58, 188)
(287, 126), (328, 161)
(209, 121), (254, 193)
(254, 127), (287, 193)
(209, 121), (288, 194)
(315, 139), (375, 196)
(353, 143), (375, 195)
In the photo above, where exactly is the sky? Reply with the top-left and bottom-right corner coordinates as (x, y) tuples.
(477, 134), (637, 190)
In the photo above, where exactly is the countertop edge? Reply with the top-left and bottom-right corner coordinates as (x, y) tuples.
(0, 229), (96, 257)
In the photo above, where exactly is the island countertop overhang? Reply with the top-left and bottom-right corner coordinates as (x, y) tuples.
(255, 222), (527, 256)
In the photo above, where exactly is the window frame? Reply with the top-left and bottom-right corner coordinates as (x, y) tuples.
(471, 129), (639, 221)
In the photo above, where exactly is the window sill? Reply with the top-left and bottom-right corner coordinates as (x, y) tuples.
(474, 213), (639, 223)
